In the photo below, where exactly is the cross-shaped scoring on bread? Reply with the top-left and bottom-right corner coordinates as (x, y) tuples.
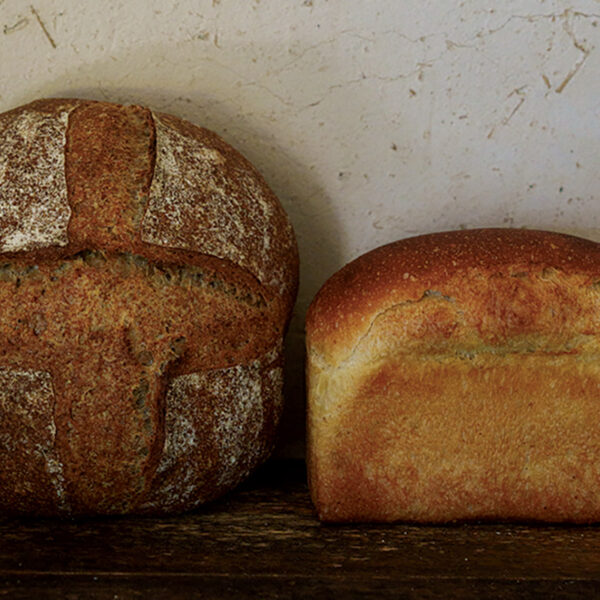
(0, 99), (298, 516)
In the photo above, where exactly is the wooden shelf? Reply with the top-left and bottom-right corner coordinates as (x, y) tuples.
(2, 460), (600, 598)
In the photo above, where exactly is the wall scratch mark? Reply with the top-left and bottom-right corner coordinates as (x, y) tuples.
(555, 9), (592, 93)
(3, 17), (29, 35)
(239, 81), (292, 107)
(480, 10), (600, 40)
(30, 5), (56, 48)
(488, 87), (527, 139)
(299, 61), (441, 112)
(555, 51), (590, 92)
(504, 95), (526, 124)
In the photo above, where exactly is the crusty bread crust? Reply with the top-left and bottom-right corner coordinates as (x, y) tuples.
(0, 98), (298, 515)
(307, 229), (600, 522)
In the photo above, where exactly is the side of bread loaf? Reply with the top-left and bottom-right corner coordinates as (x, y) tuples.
(0, 98), (298, 515)
(307, 229), (600, 522)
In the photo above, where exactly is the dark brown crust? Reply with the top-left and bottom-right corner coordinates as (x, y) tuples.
(0, 369), (65, 514)
(3, 99), (298, 319)
(145, 110), (298, 309)
(0, 98), (298, 516)
(66, 101), (156, 251)
(307, 229), (600, 523)
(139, 344), (283, 514)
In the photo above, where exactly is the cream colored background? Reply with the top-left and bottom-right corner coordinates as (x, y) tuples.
(1, 0), (599, 456)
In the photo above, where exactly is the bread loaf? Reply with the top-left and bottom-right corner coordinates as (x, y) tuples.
(0, 98), (298, 516)
(307, 229), (600, 522)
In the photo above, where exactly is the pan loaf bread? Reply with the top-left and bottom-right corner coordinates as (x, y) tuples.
(0, 98), (298, 516)
(307, 229), (600, 522)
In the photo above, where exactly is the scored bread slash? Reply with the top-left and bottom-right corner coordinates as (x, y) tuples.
(0, 98), (299, 516)
(142, 111), (295, 297)
(141, 342), (283, 513)
(0, 105), (73, 253)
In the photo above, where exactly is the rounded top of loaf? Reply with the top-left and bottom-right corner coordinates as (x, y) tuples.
(306, 228), (600, 365)
(0, 98), (298, 309)
(0, 97), (298, 516)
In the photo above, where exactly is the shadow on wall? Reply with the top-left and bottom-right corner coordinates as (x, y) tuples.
(33, 39), (348, 459)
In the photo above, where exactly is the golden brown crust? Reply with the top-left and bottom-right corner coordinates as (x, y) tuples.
(307, 229), (600, 523)
(0, 98), (298, 515)
(307, 229), (600, 365)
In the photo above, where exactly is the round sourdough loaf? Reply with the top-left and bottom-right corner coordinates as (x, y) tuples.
(0, 98), (298, 516)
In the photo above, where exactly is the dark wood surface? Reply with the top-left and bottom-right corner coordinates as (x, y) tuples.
(1, 460), (600, 599)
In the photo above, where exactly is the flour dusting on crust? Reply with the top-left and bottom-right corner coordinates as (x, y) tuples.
(141, 342), (283, 512)
(0, 368), (69, 512)
(0, 108), (72, 252)
(142, 112), (289, 292)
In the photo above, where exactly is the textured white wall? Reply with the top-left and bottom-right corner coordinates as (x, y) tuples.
(1, 0), (600, 456)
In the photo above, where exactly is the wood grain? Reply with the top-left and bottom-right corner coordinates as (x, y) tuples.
(1, 460), (600, 599)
